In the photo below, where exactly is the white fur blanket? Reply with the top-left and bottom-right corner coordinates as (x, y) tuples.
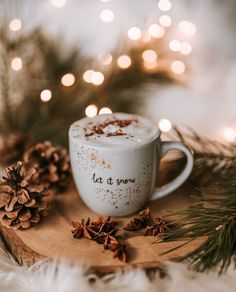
(0, 240), (235, 292)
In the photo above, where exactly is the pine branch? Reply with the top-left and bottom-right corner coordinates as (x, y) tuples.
(159, 128), (236, 273)
(0, 23), (177, 145)
(161, 183), (236, 273)
(0, 25), (15, 132)
(163, 127), (236, 185)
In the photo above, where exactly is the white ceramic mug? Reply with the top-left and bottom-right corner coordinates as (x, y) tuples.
(69, 113), (194, 216)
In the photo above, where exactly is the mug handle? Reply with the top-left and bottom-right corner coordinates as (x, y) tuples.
(151, 141), (194, 201)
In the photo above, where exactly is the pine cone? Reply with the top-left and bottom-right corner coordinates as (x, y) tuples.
(0, 161), (49, 229)
(23, 141), (71, 191)
(0, 133), (28, 166)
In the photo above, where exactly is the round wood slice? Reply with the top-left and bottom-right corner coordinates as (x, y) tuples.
(0, 184), (203, 273)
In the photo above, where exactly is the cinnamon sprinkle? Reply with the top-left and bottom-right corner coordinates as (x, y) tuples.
(106, 132), (126, 137)
(85, 119), (137, 137)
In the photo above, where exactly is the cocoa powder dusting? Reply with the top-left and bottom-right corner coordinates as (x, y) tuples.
(85, 119), (137, 137)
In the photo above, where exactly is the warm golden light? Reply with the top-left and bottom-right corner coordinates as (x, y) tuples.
(91, 71), (104, 86)
(40, 89), (52, 102)
(222, 127), (236, 142)
(117, 55), (132, 69)
(178, 20), (197, 37)
(61, 73), (75, 86)
(99, 107), (112, 115)
(100, 9), (114, 22)
(85, 104), (98, 118)
(169, 40), (181, 52)
(141, 31), (152, 43)
(159, 119), (172, 132)
(158, 0), (172, 12)
(128, 26), (142, 40)
(11, 57), (22, 71)
(98, 52), (113, 65)
(180, 42), (192, 55)
(142, 50), (157, 63)
(171, 60), (186, 74)
(159, 15), (172, 27)
(51, 0), (66, 8)
(9, 19), (22, 31)
(83, 70), (94, 83)
(148, 24), (165, 38)
(143, 61), (157, 70)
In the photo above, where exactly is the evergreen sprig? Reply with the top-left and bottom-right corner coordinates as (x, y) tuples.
(0, 20), (176, 146)
(160, 127), (236, 273)
(161, 183), (236, 273)
(163, 127), (236, 184)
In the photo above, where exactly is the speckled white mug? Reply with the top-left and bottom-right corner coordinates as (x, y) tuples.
(69, 113), (194, 216)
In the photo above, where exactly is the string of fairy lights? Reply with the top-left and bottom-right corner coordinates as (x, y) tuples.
(6, 0), (236, 141)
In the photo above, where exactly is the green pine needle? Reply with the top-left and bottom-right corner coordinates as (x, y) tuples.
(163, 127), (236, 185)
(162, 183), (236, 274)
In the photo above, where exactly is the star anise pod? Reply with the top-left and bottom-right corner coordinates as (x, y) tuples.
(144, 217), (169, 236)
(72, 216), (127, 262)
(94, 231), (118, 249)
(124, 208), (151, 231)
(97, 229), (127, 262)
(71, 218), (98, 239)
(111, 243), (127, 262)
(91, 216), (118, 235)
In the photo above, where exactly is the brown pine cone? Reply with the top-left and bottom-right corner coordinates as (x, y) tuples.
(23, 141), (71, 191)
(0, 161), (50, 230)
(0, 133), (28, 166)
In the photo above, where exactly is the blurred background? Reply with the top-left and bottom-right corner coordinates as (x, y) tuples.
(1, 0), (236, 145)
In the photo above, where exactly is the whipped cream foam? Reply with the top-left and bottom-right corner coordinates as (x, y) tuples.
(69, 113), (159, 148)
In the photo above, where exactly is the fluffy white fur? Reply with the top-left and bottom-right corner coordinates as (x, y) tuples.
(0, 240), (235, 292)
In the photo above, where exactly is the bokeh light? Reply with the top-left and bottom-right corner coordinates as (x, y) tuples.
(61, 73), (75, 86)
(85, 104), (98, 118)
(51, 0), (67, 8)
(40, 89), (52, 102)
(159, 118), (172, 132)
(99, 107), (112, 115)
(143, 61), (157, 70)
(9, 19), (22, 31)
(142, 50), (157, 63)
(180, 42), (192, 55)
(100, 9), (114, 22)
(83, 70), (94, 83)
(178, 20), (197, 37)
(98, 52), (113, 65)
(11, 57), (22, 71)
(222, 127), (236, 142)
(128, 27), (142, 40)
(117, 55), (132, 69)
(171, 60), (186, 74)
(91, 71), (104, 85)
(159, 15), (172, 27)
(158, 0), (172, 12)
(148, 24), (165, 38)
(141, 31), (152, 43)
(169, 40), (181, 52)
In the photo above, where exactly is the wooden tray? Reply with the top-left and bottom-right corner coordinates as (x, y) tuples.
(0, 183), (203, 273)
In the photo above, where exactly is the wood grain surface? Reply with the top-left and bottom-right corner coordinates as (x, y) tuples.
(0, 183), (203, 272)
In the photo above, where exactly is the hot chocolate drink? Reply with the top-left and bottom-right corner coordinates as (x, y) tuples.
(69, 112), (193, 216)
(69, 113), (159, 147)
